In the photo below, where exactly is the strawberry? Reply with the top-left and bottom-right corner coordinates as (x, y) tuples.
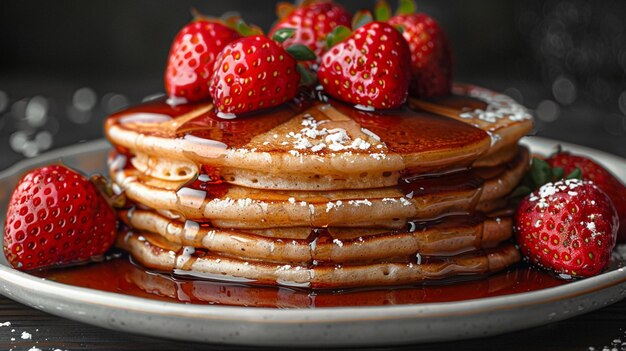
(209, 35), (314, 115)
(269, 1), (351, 60)
(165, 19), (241, 102)
(3, 165), (118, 270)
(514, 179), (618, 277)
(387, 13), (453, 98)
(317, 20), (411, 109)
(548, 152), (626, 242)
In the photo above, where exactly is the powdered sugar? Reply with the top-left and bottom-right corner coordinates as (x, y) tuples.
(348, 199), (373, 207)
(326, 200), (343, 212)
(281, 113), (387, 156)
(0, 323), (67, 351)
(458, 86), (532, 123)
(529, 178), (585, 209)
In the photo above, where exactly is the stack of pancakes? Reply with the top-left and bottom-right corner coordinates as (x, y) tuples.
(105, 83), (533, 288)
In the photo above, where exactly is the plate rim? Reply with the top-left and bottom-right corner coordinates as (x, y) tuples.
(0, 137), (625, 323)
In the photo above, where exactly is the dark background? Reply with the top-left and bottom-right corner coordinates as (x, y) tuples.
(0, 0), (625, 170)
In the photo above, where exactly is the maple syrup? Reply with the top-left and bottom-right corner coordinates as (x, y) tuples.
(33, 256), (566, 308)
(105, 92), (491, 158)
(98, 85), (533, 291)
(330, 98), (489, 154)
(105, 93), (311, 148)
(174, 98), (311, 148)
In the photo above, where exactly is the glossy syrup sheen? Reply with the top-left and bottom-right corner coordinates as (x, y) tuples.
(114, 136), (525, 204)
(98, 90), (528, 297)
(105, 93), (490, 155)
(331, 99), (488, 154)
(33, 257), (566, 308)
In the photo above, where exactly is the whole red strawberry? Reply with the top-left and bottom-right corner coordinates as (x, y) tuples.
(209, 35), (303, 115)
(269, 1), (351, 59)
(165, 20), (241, 102)
(3, 165), (117, 270)
(547, 152), (626, 242)
(318, 21), (411, 109)
(515, 179), (618, 277)
(388, 13), (453, 98)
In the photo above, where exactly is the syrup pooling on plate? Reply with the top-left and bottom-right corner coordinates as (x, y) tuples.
(115, 230), (520, 289)
(34, 256), (565, 308)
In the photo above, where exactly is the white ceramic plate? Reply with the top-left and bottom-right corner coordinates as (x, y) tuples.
(0, 137), (625, 347)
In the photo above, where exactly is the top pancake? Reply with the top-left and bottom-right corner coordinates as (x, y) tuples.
(105, 84), (533, 190)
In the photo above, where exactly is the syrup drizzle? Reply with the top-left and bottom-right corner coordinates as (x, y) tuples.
(101, 85), (532, 293)
(329, 98), (489, 154)
(106, 93), (494, 158)
(175, 97), (311, 148)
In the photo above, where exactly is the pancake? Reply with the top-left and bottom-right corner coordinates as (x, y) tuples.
(410, 83), (533, 160)
(117, 230), (520, 289)
(105, 84), (532, 191)
(105, 83), (532, 288)
(120, 209), (513, 264)
(110, 147), (528, 228)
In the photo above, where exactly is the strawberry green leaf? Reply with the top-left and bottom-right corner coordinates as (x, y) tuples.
(300, 0), (318, 7)
(394, 24), (405, 34)
(352, 10), (373, 30)
(326, 25), (352, 50)
(273, 28), (295, 43)
(236, 19), (263, 36)
(375, 0), (392, 21)
(190, 7), (213, 22)
(286, 44), (316, 61)
(551, 166), (564, 181)
(297, 64), (316, 86)
(510, 185), (532, 199)
(530, 157), (551, 188)
(90, 174), (126, 208)
(276, 2), (296, 20)
(220, 12), (242, 29)
(566, 167), (582, 180)
(396, 0), (417, 15)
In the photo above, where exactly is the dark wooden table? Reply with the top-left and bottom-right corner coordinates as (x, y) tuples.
(0, 294), (624, 351)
